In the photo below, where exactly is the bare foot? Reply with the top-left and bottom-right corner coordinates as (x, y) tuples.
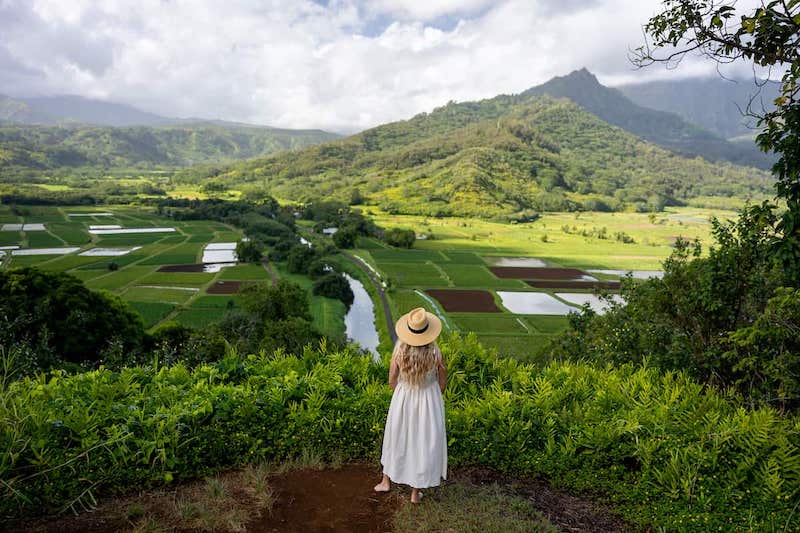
(374, 475), (391, 493)
(410, 489), (423, 503)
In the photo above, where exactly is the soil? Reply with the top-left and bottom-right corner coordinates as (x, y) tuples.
(489, 267), (591, 280)
(426, 289), (502, 312)
(527, 280), (621, 290)
(207, 281), (244, 294)
(254, 464), (400, 532)
(4, 465), (633, 533)
(158, 263), (205, 272)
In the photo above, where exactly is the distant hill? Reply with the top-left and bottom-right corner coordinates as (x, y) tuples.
(523, 69), (774, 169)
(178, 93), (772, 219)
(0, 122), (341, 171)
(0, 94), (173, 127)
(618, 77), (780, 141)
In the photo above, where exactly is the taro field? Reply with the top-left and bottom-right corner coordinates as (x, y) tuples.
(0, 205), (270, 330)
(350, 207), (732, 361)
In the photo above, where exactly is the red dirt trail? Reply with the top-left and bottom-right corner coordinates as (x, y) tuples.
(254, 463), (400, 532)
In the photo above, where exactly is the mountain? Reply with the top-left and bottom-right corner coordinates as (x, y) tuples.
(0, 122), (341, 171)
(177, 92), (772, 219)
(0, 95), (173, 127)
(618, 77), (781, 141)
(523, 69), (774, 169)
(0, 95), (54, 125)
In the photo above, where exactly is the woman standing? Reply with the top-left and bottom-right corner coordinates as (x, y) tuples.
(374, 307), (447, 503)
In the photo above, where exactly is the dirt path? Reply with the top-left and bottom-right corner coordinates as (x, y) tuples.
(261, 257), (278, 285)
(254, 464), (399, 532)
(5, 464), (633, 533)
(344, 253), (396, 344)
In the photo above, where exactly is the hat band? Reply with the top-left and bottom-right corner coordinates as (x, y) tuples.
(408, 322), (429, 334)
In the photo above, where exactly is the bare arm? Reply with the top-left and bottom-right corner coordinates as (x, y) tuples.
(388, 354), (400, 391)
(437, 352), (447, 393)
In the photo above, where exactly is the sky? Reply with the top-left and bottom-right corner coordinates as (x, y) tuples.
(0, 0), (768, 132)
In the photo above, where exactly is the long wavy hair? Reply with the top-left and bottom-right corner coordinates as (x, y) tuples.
(394, 340), (439, 387)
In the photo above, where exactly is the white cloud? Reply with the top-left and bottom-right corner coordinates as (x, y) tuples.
(0, 0), (776, 132)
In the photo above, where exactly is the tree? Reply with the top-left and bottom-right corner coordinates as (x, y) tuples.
(0, 268), (146, 370)
(633, 0), (800, 279)
(383, 228), (415, 248)
(235, 239), (263, 263)
(312, 272), (355, 308)
(286, 245), (317, 274)
(333, 228), (357, 249)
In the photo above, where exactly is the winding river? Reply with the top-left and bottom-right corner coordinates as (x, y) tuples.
(343, 273), (380, 361)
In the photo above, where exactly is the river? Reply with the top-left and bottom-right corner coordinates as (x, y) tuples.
(343, 273), (380, 361)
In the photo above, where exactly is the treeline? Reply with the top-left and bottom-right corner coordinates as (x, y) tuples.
(174, 95), (772, 219)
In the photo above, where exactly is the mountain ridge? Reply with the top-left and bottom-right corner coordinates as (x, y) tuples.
(524, 68), (774, 169)
(175, 91), (772, 219)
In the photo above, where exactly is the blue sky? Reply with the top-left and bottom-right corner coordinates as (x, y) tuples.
(0, 0), (766, 132)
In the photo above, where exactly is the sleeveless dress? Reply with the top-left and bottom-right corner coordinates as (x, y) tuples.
(380, 364), (447, 488)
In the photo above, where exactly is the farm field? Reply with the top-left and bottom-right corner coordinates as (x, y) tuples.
(0, 205), (271, 330)
(350, 206), (735, 358)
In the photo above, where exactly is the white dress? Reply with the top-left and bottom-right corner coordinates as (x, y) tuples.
(380, 364), (447, 488)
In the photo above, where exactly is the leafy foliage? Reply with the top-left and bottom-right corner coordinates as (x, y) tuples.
(312, 272), (355, 308)
(0, 268), (146, 372)
(1, 334), (798, 531)
(383, 227), (415, 248)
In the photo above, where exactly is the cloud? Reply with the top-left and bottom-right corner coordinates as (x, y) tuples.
(0, 0), (773, 132)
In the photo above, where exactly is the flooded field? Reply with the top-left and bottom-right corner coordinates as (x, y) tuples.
(496, 291), (577, 315)
(79, 247), (142, 257)
(555, 293), (625, 315)
(487, 257), (550, 267)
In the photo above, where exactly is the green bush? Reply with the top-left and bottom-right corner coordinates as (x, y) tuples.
(1, 334), (799, 530)
(383, 227), (415, 248)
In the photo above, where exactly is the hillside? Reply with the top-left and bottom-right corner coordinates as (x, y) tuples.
(0, 122), (341, 172)
(178, 94), (772, 219)
(618, 77), (780, 140)
(524, 69), (774, 169)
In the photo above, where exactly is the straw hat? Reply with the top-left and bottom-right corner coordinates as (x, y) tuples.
(395, 307), (442, 346)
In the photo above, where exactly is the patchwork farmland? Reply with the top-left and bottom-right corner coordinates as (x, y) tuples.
(0, 205), (268, 329)
(349, 207), (729, 360)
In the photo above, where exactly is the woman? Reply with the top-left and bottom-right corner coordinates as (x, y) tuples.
(374, 307), (447, 503)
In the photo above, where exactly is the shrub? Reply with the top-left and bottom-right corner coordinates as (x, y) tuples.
(383, 228), (415, 248)
(1, 334), (799, 531)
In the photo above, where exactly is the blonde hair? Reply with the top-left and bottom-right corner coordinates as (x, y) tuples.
(394, 340), (439, 387)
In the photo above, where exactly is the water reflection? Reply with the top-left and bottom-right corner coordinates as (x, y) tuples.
(343, 273), (380, 361)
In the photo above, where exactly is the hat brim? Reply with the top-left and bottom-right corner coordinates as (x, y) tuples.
(395, 310), (442, 346)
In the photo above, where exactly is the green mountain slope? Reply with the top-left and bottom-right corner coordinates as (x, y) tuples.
(0, 122), (341, 171)
(179, 95), (772, 219)
(524, 69), (774, 169)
